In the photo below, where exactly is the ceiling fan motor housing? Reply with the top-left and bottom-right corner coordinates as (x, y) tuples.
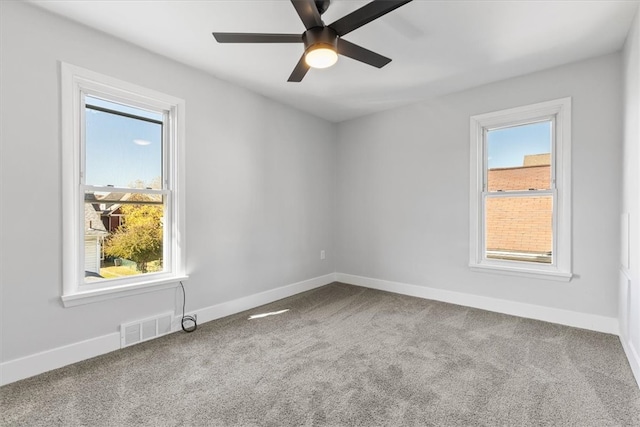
(303, 26), (338, 54)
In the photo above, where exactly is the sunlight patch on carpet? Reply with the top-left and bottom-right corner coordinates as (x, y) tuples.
(248, 309), (289, 320)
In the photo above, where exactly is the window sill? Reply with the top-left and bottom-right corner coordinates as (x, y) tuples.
(470, 264), (572, 282)
(61, 275), (189, 307)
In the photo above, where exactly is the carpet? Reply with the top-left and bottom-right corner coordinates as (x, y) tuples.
(2, 282), (639, 426)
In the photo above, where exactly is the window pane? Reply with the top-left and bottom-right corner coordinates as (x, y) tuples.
(485, 195), (552, 264)
(84, 191), (165, 283)
(85, 96), (163, 188)
(487, 121), (551, 191)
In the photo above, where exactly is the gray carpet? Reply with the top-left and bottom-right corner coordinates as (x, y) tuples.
(2, 282), (639, 426)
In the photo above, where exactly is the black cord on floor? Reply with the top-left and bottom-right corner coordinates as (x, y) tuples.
(180, 281), (197, 333)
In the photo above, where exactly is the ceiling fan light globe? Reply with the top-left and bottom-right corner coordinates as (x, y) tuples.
(305, 47), (338, 69)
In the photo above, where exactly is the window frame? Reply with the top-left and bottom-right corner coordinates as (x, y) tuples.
(61, 62), (187, 307)
(469, 98), (572, 281)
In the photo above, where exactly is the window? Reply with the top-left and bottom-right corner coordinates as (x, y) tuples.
(61, 63), (186, 306)
(469, 98), (571, 281)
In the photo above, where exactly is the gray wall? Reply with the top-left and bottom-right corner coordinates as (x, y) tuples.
(0, 1), (336, 362)
(336, 53), (622, 318)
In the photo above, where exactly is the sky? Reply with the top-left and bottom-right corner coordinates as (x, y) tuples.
(487, 121), (551, 169)
(84, 96), (163, 189)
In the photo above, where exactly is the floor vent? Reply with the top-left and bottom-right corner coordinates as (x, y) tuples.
(120, 312), (174, 348)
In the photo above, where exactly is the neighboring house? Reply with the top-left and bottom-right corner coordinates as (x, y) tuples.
(84, 203), (108, 276)
(89, 191), (128, 232)
(486, 154), (552, 262)
(97, 193), (131, 233)
(93, 192), (163, 232)
(100, 203), (125, 233)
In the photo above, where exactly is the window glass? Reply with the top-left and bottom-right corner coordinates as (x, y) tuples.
(83, 95), (167, 284)
(84, 191), (165, 283)
(486, 121), (552, 191)
(85, 96), (163, 188)
(485, 195), (553, 264)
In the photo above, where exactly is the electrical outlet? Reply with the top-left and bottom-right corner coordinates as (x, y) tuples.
(320, 250), (326, 260)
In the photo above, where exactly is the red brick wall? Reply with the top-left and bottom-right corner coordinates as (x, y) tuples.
(486, 165), (552, 254)
(488, 165), (550, 191)
(485, 196), (552, 253)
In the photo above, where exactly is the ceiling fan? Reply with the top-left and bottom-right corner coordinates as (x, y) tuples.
(212, 0), (413, 82)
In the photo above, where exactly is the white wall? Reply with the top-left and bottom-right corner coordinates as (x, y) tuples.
(0, 1), (336, 374)
(621, 7), (640, 385)
(336, 53), (622, 322)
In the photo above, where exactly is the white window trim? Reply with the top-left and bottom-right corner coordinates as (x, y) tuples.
(61, 62), (187, 307)
(469, 97), (572, 281)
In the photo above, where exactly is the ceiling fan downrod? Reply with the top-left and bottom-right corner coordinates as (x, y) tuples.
(315, 0), (331, 15)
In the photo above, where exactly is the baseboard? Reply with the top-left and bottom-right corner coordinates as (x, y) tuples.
(620, 335), (640, 389)
(1, 273), (337, 386)
(336, 273), (619, 335)
(176, 273), (337, 327)
(0, 332), (120, 387)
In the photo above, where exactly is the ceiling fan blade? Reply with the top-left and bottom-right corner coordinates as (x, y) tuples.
(288, 54), (311, 82)
(291, 0), (324, 30)
(212, 33), (302, 43)
(337, 39), (391, 68)
(328, 0), (413, 37)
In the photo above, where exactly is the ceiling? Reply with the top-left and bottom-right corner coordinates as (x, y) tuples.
(29, 0), (639, 122)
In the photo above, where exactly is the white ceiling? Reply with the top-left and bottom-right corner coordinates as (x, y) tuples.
(30, 0), (639, 122)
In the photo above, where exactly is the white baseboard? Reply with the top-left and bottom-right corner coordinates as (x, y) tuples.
(0, 333), (120, 387)
(173, 273), (337, 327)
(336, 273), (619, 335)
(1, 273), (336, 386)
(620, 336), (640, 389)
